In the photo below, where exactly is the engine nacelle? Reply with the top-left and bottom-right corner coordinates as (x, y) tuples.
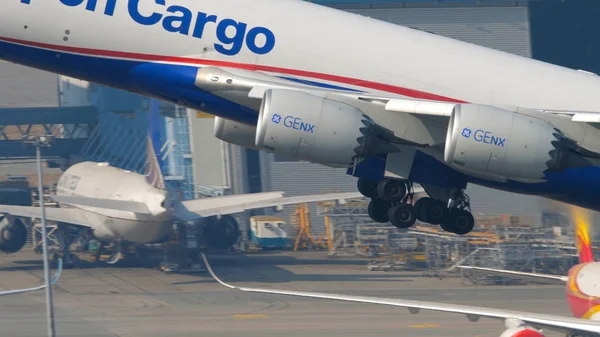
(199, 215), (240, 250)
(444, 104), (558, 182)
(0, 215), (27, 254)
(255, 89), (367, 168)
(214, 117), (260, 150)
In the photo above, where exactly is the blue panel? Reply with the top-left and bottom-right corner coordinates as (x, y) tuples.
(347, 156), (387, 181)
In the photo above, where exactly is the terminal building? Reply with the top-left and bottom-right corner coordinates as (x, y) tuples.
(1, 0), (598, 237)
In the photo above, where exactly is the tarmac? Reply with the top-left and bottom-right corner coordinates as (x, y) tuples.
(0, 250), (570, 337)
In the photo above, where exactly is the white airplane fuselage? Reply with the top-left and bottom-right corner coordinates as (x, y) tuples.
(3, 0), (600, 210)
(56, 162), (173, 244)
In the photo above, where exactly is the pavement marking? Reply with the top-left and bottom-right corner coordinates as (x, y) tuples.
(409, 324), (440, 328)
(234, 314), (268, 319)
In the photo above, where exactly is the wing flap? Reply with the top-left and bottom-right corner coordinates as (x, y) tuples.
(384, 98), (456, 117)
(174, 192), (285, 221)
(174, 192), (363, 221)
(202, 254), (600, 336)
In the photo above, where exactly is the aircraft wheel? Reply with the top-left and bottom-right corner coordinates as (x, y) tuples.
(442, 209), (475, 235)
(415, 198), (448, 225)
(357, 178), (380, 199)
(389, 203), (416, 229)
(377, 179), (407, 202)
(368, 198), (391, 223)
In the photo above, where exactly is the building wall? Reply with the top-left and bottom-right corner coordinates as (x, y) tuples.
(188, 115), (249, 196)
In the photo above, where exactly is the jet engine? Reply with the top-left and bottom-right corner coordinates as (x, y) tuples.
(255, 89), (369, 168)
(199, 215), (240, 250)
(214, 117), (260, 150)
(0, 215), (27, 254)
(444, 104), (568, 182)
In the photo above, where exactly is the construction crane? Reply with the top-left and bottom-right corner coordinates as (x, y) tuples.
(290, 203), (331, 251)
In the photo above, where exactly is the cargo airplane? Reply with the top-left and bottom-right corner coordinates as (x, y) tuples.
(0, 133), (361, 265)
(4, 0), (600, 235)
(201, 220), (600, 337)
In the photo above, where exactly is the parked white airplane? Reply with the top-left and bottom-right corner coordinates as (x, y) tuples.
(201, 253), (600, 337)
(4, 0), (600, 235)
(0, 135), (362, 264)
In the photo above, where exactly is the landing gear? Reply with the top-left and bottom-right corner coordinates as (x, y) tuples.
(441, 209), (475, 235)
(389, 203), (416, 229)
(365, 178), (416, 229)
(414, 197), (447, 225)
(368, 198), (391, 223)
(357, 179), (379, 199)
(359, 176), (475, 234)
(439, 189), (474, 235)
(377, 179), (407, 203)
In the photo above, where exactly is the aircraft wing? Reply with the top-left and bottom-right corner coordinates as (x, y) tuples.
(201, 253), (600, 337)
(0, 205), (93, 228)
(458, 266), (569, 283)
(50, 195), (151, 214)
(199, 66), (600, 158)
(0, 259), (62, 296)
(174, 192), (363, 221)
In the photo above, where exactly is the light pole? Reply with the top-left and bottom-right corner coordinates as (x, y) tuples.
(23, 135), (56, 337)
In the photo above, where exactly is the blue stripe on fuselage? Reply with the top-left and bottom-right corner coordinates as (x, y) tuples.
(275, 76), (364, 92)
(0, 40), (258, 125)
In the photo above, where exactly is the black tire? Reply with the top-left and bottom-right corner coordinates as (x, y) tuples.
(368, 198), (391, 223)
(389, 203), (416, 229)
(442, 209), (475, 235)
(377, 179), (407, 202)
(422, 198), (448, 225)
(440, 221), (454, 233)
(357, 178), (380, 199)
(413, 198), (429, 223)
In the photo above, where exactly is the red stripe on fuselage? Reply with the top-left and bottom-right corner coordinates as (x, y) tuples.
(0, 36), (466, 103)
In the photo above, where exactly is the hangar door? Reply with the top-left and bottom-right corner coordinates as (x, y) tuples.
(331, 3), (532, 57)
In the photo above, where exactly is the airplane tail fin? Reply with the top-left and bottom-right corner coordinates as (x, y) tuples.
(144, 100), (166, 190)
(572, 207), (594, 264)
(575, 222), (594, 264)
